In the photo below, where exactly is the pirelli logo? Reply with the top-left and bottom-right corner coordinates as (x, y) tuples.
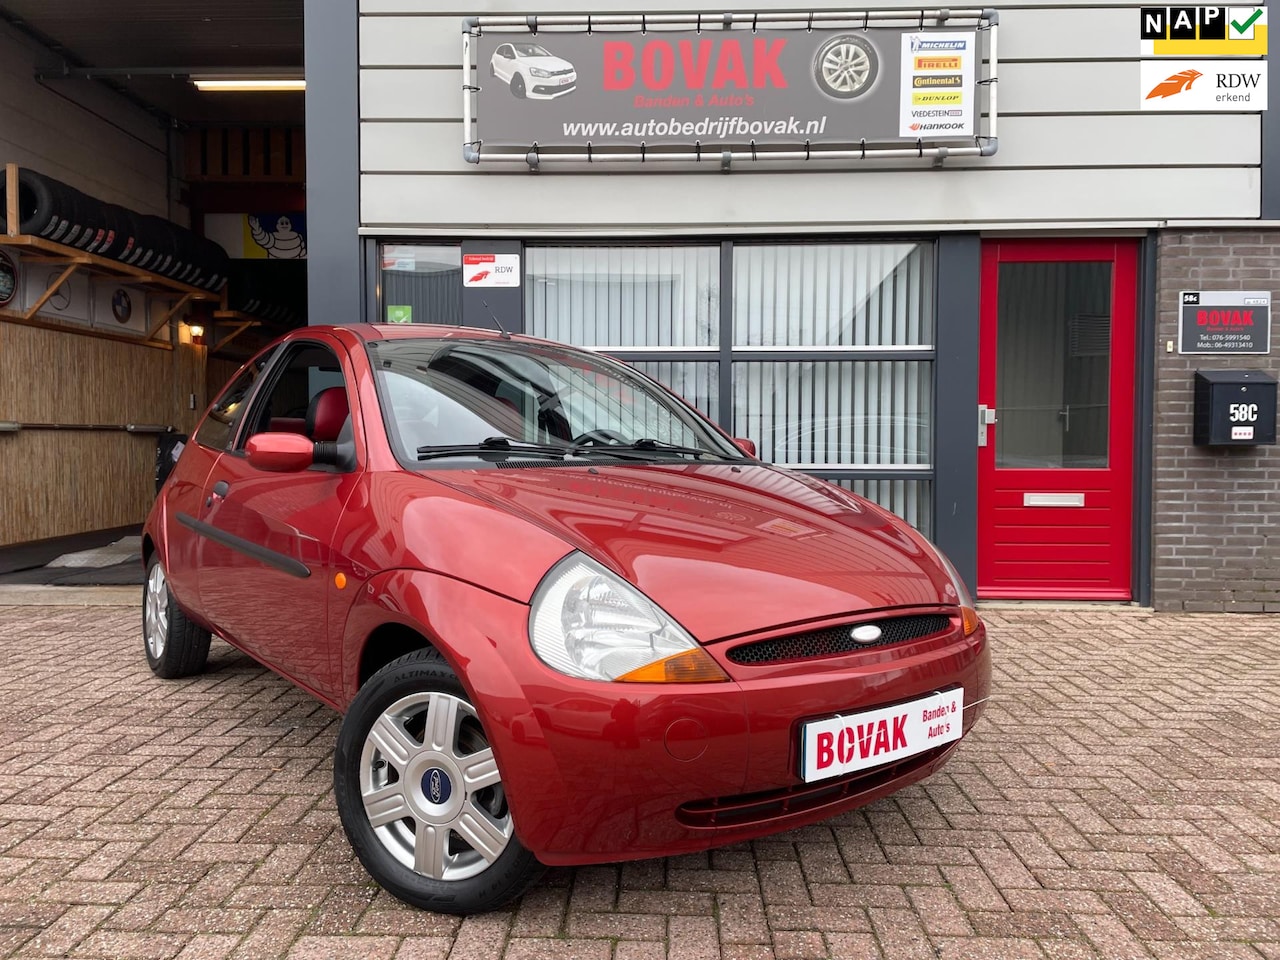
(913, 56), (961, 70)
(1140, 6), (1268, 55)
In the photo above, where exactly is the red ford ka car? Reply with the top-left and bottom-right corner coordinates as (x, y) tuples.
(142, 324), (990, 914)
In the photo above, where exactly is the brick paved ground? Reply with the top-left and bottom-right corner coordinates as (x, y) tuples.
(1, 594), (1278, 960)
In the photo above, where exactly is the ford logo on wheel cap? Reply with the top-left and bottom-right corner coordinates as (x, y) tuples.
(850, 624), (883, 644)
(423, 767), (452, 805)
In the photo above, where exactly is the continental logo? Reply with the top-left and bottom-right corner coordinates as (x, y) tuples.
(912, 91), (963, 104)
(914, 56), (961, 70)
(913, 74), (963, 88)
(1146, 67), (1202, 98)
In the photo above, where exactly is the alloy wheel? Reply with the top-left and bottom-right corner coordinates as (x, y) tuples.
(144, 563), (169, 661)
(358, 691), (512, 881)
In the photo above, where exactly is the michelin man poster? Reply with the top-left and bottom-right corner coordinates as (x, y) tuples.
(205, 212), (307, 259)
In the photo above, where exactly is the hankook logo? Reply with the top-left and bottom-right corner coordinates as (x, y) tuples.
(909, 121), (966, 131)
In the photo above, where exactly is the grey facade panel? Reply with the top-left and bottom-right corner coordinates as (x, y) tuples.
(931, 234), (980, 597)
(306, 0), (361, 325)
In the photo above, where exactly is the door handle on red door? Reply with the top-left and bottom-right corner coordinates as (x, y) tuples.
(205, 480), (230, 508)
(977, 404), (999, 447)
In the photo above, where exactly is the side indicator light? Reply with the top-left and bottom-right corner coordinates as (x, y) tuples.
(616, 649), (730, 683)
(961, 606), (981, 636)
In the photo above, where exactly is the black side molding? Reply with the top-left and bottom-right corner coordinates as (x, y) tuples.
(177, 513), (311, 579)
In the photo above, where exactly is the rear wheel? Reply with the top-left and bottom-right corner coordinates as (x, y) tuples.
(143, 558), (211, 678)
(333, 649), (543, 914)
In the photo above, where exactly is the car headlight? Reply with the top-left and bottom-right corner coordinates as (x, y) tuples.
(929, 544), (982, 637)
(529, 67), (552, 78)
(530, 553), (729, 683)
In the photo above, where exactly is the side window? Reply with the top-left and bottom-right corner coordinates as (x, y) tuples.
(238, 342), (352, 455)
(193, 352), (272, 451)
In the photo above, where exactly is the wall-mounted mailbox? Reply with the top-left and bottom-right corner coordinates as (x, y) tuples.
(1193, 370), (1277, 446)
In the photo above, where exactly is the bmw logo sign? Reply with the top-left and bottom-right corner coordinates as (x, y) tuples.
(423, 767), (452, 805)
(850, 624), (883, 645)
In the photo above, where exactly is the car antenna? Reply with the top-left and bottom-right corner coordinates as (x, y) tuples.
(480, 299), (512, 340)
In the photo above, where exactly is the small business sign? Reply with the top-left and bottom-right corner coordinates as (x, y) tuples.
(1179, 290), (1272, 354)
(1140, 6), (1268, 56)
(386, 305), (413, 323)
(463, 253), (520, 287)
(1140, 59), (1267, 109)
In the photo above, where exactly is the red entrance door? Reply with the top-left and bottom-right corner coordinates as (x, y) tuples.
(978, 239), (1138, 600)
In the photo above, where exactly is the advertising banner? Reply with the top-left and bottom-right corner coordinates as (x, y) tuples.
(467, 15), (994, 163)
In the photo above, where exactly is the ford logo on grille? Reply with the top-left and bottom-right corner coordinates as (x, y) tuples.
(423, 767), (452, 805)
(850, 624), (883, 644)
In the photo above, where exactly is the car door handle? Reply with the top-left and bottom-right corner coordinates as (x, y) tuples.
(206, 480), (230, 508)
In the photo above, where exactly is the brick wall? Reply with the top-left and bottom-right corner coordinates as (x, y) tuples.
(1154, 230), (1280, 612)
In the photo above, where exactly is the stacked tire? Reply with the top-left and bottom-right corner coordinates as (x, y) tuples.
(0, 167), (230, 293)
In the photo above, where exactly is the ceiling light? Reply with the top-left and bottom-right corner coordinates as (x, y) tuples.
(192, 77), (305, 92)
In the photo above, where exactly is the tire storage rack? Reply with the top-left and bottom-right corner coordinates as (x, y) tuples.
(0, 163), (262, 353)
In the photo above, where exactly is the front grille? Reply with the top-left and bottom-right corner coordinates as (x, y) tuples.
(727, 614), (952, 666)
(676, 744), (951, 829)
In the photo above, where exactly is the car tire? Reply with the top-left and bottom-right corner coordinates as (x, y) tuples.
(333, 649), (544, 914)
(813, 35), (878, 99)
(488, 62), (496, 77)
(143, 557), (212, 679)
(510, 74), (526, 98)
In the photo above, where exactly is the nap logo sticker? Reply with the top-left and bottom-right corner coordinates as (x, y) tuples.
(1140, 6), (1268, 55)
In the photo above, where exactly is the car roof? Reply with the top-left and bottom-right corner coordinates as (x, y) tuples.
(302, 323), (566, 349)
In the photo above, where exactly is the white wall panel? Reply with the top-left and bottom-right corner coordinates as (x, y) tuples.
(362, 114), (1260, 173)
(363, 167), (1259, 229)
(361, 69), (462, 120)
(358, 5), (1265, 229)
(0, 26), (168, 216)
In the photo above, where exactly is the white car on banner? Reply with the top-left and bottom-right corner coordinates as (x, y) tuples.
(489, 42), (577, 100)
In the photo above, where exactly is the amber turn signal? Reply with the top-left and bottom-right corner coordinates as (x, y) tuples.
(616, 648), (730, 683)
(961, 606), (982, 637)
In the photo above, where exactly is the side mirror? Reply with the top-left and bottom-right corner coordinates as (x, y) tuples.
(733, 437), (757, 457)
(246, 433), (315, 472)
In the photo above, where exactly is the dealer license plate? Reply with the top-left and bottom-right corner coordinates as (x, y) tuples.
(800, 688), (964, 782)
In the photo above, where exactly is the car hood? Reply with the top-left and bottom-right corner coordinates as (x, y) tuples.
(520, 56), (573, 71)
(432, 463), (957, 642)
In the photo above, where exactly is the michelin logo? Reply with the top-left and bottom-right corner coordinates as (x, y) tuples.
(910, 38), (968, 51)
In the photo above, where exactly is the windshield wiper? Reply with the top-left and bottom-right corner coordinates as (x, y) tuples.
(570, 438), (726, 460)
(417, 437), (569, 461)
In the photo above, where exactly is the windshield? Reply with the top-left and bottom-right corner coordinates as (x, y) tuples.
(514, 43), (552, 57)
(369, 338), (743, 466)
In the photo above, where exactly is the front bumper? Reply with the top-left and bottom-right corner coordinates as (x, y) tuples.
(464, 594), (991, 866)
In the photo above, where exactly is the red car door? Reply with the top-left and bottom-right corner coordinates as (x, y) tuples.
(194, 339), (362, 703)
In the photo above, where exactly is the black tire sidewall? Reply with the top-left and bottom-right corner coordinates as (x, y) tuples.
(333, 651), (542, 914)
(511, 75), (525, 98)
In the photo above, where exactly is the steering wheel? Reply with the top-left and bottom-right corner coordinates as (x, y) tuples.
(571, 429), (629, 446)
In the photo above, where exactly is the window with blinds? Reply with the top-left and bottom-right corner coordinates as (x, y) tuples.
(519, 241), (938, 535)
